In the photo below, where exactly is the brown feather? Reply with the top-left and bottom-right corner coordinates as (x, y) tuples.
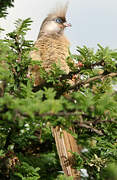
(30, 33), (70, 86)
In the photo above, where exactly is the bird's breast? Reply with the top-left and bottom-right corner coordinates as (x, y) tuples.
(32, 34), (70, 74)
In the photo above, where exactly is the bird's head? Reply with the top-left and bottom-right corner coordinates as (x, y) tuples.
(38, 4), (71, 37)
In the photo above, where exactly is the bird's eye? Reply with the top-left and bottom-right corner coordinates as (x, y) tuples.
(55, 18), (63, 24)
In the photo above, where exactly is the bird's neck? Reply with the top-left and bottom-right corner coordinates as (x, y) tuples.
(37, 32), (70, 47)
(38, 30), (64, 39)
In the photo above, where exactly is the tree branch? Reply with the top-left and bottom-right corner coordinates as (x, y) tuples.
(69, 72), (117, 90)
(76, 123), (103, 135)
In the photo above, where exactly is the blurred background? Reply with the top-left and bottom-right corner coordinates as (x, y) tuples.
(0, 0), (117, 52)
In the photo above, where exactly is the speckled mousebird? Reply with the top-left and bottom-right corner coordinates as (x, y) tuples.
(29, 4), (72, 86)
(30, 4), (80, 179)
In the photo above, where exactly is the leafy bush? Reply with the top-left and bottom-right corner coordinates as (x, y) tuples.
(0, 18), (117, 180)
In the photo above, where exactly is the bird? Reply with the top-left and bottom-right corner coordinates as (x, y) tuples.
(29, 4), (72, 86)
(29, 4), (80, 179)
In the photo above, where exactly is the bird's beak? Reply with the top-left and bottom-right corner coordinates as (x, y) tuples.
(63, 22), (72, 27)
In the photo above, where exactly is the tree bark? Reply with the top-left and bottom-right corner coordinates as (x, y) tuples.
(52, 126), (80, 180)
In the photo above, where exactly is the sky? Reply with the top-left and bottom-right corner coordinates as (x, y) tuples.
(0, 0), (117, 52)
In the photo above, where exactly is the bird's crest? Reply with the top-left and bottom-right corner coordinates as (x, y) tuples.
(48, 2), (68, 20)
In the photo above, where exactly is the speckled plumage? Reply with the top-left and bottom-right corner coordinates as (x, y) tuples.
(30, 4), (71, 86)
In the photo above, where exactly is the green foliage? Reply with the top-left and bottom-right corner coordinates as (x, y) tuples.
(0, 0), (14, 18)
(56, 175), (73, 180)
(101, 162), (117, 180)
(0, 17), (117, 180)
(13, 162), (40, 180)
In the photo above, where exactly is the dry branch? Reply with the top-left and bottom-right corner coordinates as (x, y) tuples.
(69, 72), (117, 90)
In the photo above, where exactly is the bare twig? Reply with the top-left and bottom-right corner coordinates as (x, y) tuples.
(76, 123), (103, 135)
(91, 119), (117, 125)
(32, 111), (81, 117)
(69, 72), (117, 90)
